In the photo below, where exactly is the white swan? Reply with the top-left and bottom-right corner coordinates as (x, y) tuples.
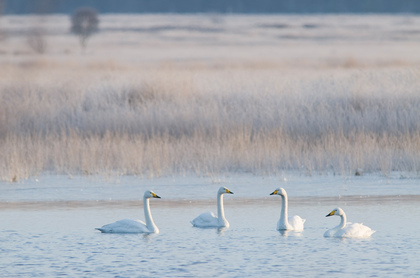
(96, 190), (161, 234)
(270, 188), (305, 231)
(324, 207), (375, 238)
(191, 187), (234, 228)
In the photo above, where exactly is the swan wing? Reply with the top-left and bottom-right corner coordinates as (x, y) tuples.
(340, 223), (375, 238)
(288, 215), (306, 231)
(191, 212), (219, 227)
(96, 219), (150, 233)
(324, 223), (375, 238)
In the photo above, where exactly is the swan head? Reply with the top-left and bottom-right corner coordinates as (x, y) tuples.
(144, 190), (161, 199)
(218, 186), (234, 195)
(326, 207), (344, 217)
(270, 188), (287, 196)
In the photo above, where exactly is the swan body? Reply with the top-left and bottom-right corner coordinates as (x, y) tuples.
(324, 208), (375, 238)
(270, 188), (305, 231)
(96, 190), (161, 234)
(191, 187), (234, 228)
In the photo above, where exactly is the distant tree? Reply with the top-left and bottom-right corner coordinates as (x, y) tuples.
(27, 28), (47, 54)
(70, 7), (99, 52)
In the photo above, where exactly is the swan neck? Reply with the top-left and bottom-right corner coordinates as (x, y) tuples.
(217, 192), (226, 223)
(339, 212), (346, 229)
(143, 196), (158, 233)
(279, 194), (289, 226)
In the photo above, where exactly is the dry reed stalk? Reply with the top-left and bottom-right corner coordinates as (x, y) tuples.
(0, 63), (419, 181)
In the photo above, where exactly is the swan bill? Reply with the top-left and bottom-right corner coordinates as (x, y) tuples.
(326, 210), (335, 217)
(152, 193), (161, 198)
(226, 189), (234, 194)
(270, 190), (278, 195)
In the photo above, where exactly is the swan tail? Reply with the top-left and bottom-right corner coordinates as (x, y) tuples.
(289, 215), (305, 231)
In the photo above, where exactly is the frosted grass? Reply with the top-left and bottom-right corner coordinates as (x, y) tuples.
(1, 14), (420, 181)
(0, 67), (419, 181)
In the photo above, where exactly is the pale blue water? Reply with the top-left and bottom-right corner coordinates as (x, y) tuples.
(1, 173), (420, 277)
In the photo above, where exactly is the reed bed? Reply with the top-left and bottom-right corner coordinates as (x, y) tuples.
(1, 64), (419, 181)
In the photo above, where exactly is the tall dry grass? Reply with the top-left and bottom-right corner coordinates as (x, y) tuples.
(0, 63), (419, 181)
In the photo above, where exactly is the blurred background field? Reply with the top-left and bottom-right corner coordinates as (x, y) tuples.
(1, 13), (420, 181)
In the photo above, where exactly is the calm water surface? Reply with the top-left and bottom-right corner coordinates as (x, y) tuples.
(1, 174), (420, 277)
